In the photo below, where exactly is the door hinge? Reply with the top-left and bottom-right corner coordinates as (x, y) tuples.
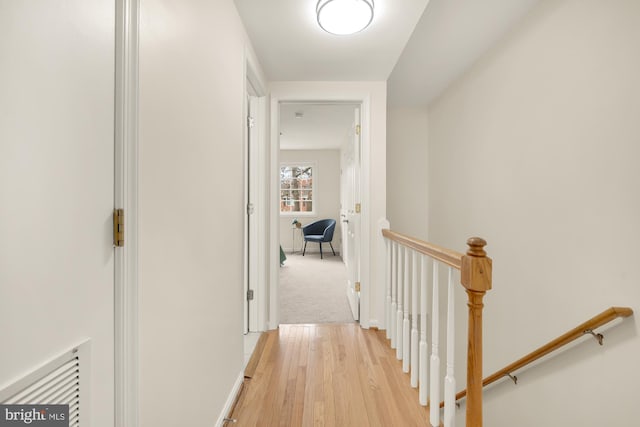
(247, 289), (254, 301)
(355, 203), (361, 213)
(355, 282), (361, 292)
(113, 209), (124, 247)
(247, 203), (254, 215)
(247, 116), (255, 128)
(355, 124), (361, 136)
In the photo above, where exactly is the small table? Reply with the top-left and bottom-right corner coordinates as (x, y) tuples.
(291, 225), (303, 254)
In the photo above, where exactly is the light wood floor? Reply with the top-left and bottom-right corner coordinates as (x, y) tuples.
(228, 323), (431, 426)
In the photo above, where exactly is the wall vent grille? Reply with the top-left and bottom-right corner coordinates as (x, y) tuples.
(0, 340), (89, 427)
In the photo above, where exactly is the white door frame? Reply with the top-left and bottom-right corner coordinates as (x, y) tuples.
(269, 93), (373, 329)
(244, 93), (254, 334)
(244, 58), (268, 333)
(344, 107), (361, 321)
(114, 0), (139, 425)
(244, 94), (267, 332)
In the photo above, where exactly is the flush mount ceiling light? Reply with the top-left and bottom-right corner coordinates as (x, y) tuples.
(316, 0), (374, 35)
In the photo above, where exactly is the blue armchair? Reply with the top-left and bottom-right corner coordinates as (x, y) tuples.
(302, 219), (336, 259)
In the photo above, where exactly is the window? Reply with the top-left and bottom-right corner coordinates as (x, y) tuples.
(280, 164), (315, 215)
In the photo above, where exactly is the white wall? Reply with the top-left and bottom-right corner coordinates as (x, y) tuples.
(139, 1), (256, 425)
(279, 150), (342, 253)
(425, 1), (640, 425)
(386, 107), (429, 240)
(0, 2), (115, 425)
(269, 81), (387, 329)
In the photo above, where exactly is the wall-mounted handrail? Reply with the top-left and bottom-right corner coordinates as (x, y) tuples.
(445, 306), (633, 407)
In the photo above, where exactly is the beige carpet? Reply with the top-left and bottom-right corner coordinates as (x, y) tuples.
(279, 252), (355, 324)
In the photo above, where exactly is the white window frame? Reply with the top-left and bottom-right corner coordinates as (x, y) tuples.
(279, 162), (317, 217)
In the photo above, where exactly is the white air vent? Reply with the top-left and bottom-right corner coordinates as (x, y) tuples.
(0, 340), (90, 427)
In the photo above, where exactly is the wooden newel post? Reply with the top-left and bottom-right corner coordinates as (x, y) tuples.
(461, 237), (492, 427)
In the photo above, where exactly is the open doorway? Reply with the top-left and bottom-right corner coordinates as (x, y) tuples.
(266, 82), (386, 331)
(277, 103), (361, 324)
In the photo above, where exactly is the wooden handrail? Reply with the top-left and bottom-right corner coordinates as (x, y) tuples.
(381, 229), (464, 269)
(445, 306), (633, 407)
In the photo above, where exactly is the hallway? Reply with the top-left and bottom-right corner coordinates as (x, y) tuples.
(229, 324), (431, 426)
(3, 1), (639, 426)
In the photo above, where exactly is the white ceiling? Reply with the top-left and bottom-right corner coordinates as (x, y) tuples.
(234, 0), (430, 81)
(279, 103), (357, 150)
(235, 0), (540, 106)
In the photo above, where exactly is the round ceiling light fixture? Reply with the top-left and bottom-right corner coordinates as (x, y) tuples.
(316, 0), (374, 35)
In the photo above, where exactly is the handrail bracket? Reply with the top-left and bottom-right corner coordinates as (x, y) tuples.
(583, 329), (604, 346)
(506, 373), (518, 385)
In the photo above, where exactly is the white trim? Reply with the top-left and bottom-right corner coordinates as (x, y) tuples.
(269, 97), (281, 329)
(344, 107), (362, 322)
(377, 217), (390, 330)
(215, 372), (244, 427)
(243, 93), (251, 334)
(244, 54), (269, 333)
(269, 94), (374, 330)
(255, 96), (268, 331)
(359, 96), (372, 329)
(114, 1), (139, 426)
(281, 246), (340, 254)
(248, 95), (260, 332)
(246, 60), (266, 98)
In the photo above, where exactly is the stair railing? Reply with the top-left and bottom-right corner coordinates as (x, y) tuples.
(382, 229), (492, 427)
(444, 306), (633, 406)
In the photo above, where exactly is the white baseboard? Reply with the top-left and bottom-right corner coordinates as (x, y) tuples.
(215, 371), (244, 427)
(281, 247), (341, 256)
(368, 319), (380, 330)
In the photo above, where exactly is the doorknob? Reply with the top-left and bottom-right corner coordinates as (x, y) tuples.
(342, 219), (349, 223)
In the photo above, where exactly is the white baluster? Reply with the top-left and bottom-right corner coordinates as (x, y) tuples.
(444, 267), (456, 427)
(430, 260), (440, 427)
(419, 254), (428, 406)
(390, 242), (397, 349)
(386, 238), (392, 340)
(403, 247), (411, 372)
(410, 250), (419, 387)
(396, 245), (403, 360)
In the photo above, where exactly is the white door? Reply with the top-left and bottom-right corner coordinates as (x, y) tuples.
(340, 159), (349, 268)
(245, 95), (259, 332)
(0, 2), (116, 425)
(345, 108), (362, 321)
